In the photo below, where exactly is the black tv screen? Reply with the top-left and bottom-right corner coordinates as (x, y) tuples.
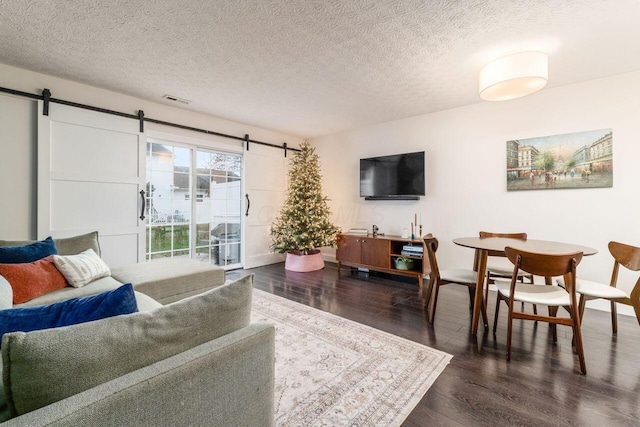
(360, 151), (425, 200)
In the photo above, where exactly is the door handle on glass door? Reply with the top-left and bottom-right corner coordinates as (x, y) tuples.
(139, 190), (146, 221)
(245, 194), (250, 216)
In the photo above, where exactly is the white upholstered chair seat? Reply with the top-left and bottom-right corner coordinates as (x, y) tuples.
(556, 277), (628, 300)
(495, 280), (570, 306)
(487, 257), (533, 278)
(488, 265), (529, 277)
(438, 269), (478, 284)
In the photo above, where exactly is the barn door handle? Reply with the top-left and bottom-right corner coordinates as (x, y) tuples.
(139, 190), (146, 221)
(245, 194), (250, 217)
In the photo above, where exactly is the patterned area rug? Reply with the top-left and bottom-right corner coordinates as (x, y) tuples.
(251, 289), (452, 426)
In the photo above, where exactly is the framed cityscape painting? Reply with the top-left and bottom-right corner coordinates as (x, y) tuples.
(506, 129), (612, 191)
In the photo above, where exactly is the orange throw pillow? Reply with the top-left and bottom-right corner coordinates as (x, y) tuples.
(0, 256), (68, 304)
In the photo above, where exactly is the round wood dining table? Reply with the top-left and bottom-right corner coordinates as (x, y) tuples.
(452, 237), (598, 335)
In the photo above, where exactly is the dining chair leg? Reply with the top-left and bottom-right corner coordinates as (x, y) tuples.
(506, 299), (514, 361)
(578, 295), (586, 320)
(467, 286), (474, 309)
(493, 293), (501, 333)
(484, 273), (491, 310)
(529, 275), (537, 314)
(423, 277), (435, 311)
(480, 294), (489, 329)
(631, 286), (640, 328)
(611, 301), (618, 334)
(548, 306), (558, 342)
(428, 283), (440, 323)
(570, 307), (587, 375)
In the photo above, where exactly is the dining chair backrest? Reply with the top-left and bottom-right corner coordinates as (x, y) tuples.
(505, 247), (583, 293)
(423, 234), (440, 280)
(479, 231), (527, 257)
(609, 241), (640, 271)
(608, 241), (640, 293)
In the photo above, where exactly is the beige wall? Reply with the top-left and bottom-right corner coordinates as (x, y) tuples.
(312, 70), (640, 315)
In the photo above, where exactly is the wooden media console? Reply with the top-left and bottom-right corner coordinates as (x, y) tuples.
(336, 233), (430, 288)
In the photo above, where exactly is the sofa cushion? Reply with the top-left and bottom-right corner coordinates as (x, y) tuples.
(1, 274), (253, 416)
(14, 276), (123, 308)
(111, 258), (226, 303)
(0, 276), (12, 310)
(0, 284), (138, 349)
(0, 360), (6, 422)
(0, 237), (57, 264)
(0, 231), (101, 257)
(54, 231), (101, 256)
(0, 256), (68, 304)
(53, 249), (111, 288)
(133, 291), (163, 312)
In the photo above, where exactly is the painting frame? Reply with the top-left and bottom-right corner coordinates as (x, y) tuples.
(506, 129), (613, 191)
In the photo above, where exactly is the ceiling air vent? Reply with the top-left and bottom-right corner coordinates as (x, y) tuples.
(162, 94), (190, 105)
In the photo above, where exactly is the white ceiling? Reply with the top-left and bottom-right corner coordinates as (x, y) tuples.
(1, 0), (639, 138)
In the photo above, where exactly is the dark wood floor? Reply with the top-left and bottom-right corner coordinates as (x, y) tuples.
(227, 263), (640, 427)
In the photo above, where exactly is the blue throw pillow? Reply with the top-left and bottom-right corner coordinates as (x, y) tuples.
(0, 237), (58, 264)
(0, 284), (138, 347)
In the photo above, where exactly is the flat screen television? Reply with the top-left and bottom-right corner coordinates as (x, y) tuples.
(360, 151), (425, 200)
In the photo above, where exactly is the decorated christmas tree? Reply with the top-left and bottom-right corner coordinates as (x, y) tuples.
(270, 141), (340, 255)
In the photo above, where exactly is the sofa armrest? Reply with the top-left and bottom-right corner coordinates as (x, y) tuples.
(1, 322), (276, 426)
(0, 276), (12, 310)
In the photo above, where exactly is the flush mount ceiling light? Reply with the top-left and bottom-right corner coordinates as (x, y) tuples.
(479, 52), (548, 101)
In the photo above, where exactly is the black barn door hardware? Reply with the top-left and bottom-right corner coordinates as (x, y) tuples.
(0, 86), (299, 157)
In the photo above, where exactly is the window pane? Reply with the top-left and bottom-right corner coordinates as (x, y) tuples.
(196, 174), (211, 195)
(173, 146), (191, 168)
(226, 155), (242, 176)
(197, 151), (211, 169)
(172, 225), (190, 250)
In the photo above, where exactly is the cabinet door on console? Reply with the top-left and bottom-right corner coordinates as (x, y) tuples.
(336, 235), (362, 264)
(361, 238), (390, 268)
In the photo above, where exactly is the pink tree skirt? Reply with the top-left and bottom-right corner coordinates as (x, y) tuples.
(285, 250), (325, 272)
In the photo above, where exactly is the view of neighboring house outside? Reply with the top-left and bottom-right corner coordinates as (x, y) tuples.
(146, 141), (242, 267)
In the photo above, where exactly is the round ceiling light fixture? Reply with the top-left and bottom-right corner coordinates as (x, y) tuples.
(479, 51), (548, 101)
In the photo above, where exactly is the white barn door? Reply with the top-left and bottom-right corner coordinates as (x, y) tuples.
(243, 144), (288, 268)
(37, 101), (145, 267)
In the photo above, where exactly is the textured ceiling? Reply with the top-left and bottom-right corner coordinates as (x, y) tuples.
(1, 0), (639, 138)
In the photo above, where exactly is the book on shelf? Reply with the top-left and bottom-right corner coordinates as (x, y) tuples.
(401, 251), (423, 258)
(402, 245), (423, 253)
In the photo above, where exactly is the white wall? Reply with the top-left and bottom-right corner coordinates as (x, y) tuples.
(312, 70), (640, 315)
(0, 62), (300, 252)
(0, 94), (37, 239)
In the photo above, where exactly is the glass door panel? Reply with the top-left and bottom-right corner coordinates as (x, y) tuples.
(146, 142), (192, 260)
(147, 140), (242, 268)
(195, 150), (243, 268)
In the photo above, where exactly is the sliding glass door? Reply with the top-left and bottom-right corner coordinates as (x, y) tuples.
(145, 138), (242, 268)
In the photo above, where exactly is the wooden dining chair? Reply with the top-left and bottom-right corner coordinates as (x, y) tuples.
(478, 231), (534, 311)
(493, 247), (586, 374)
(557, 241), (640, 334)
(423, 234), (487, 325)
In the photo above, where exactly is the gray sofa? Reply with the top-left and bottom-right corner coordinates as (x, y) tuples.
(0, 233), (275, 426)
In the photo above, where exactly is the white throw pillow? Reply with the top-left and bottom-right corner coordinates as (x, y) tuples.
(53, 248), (111, 288)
